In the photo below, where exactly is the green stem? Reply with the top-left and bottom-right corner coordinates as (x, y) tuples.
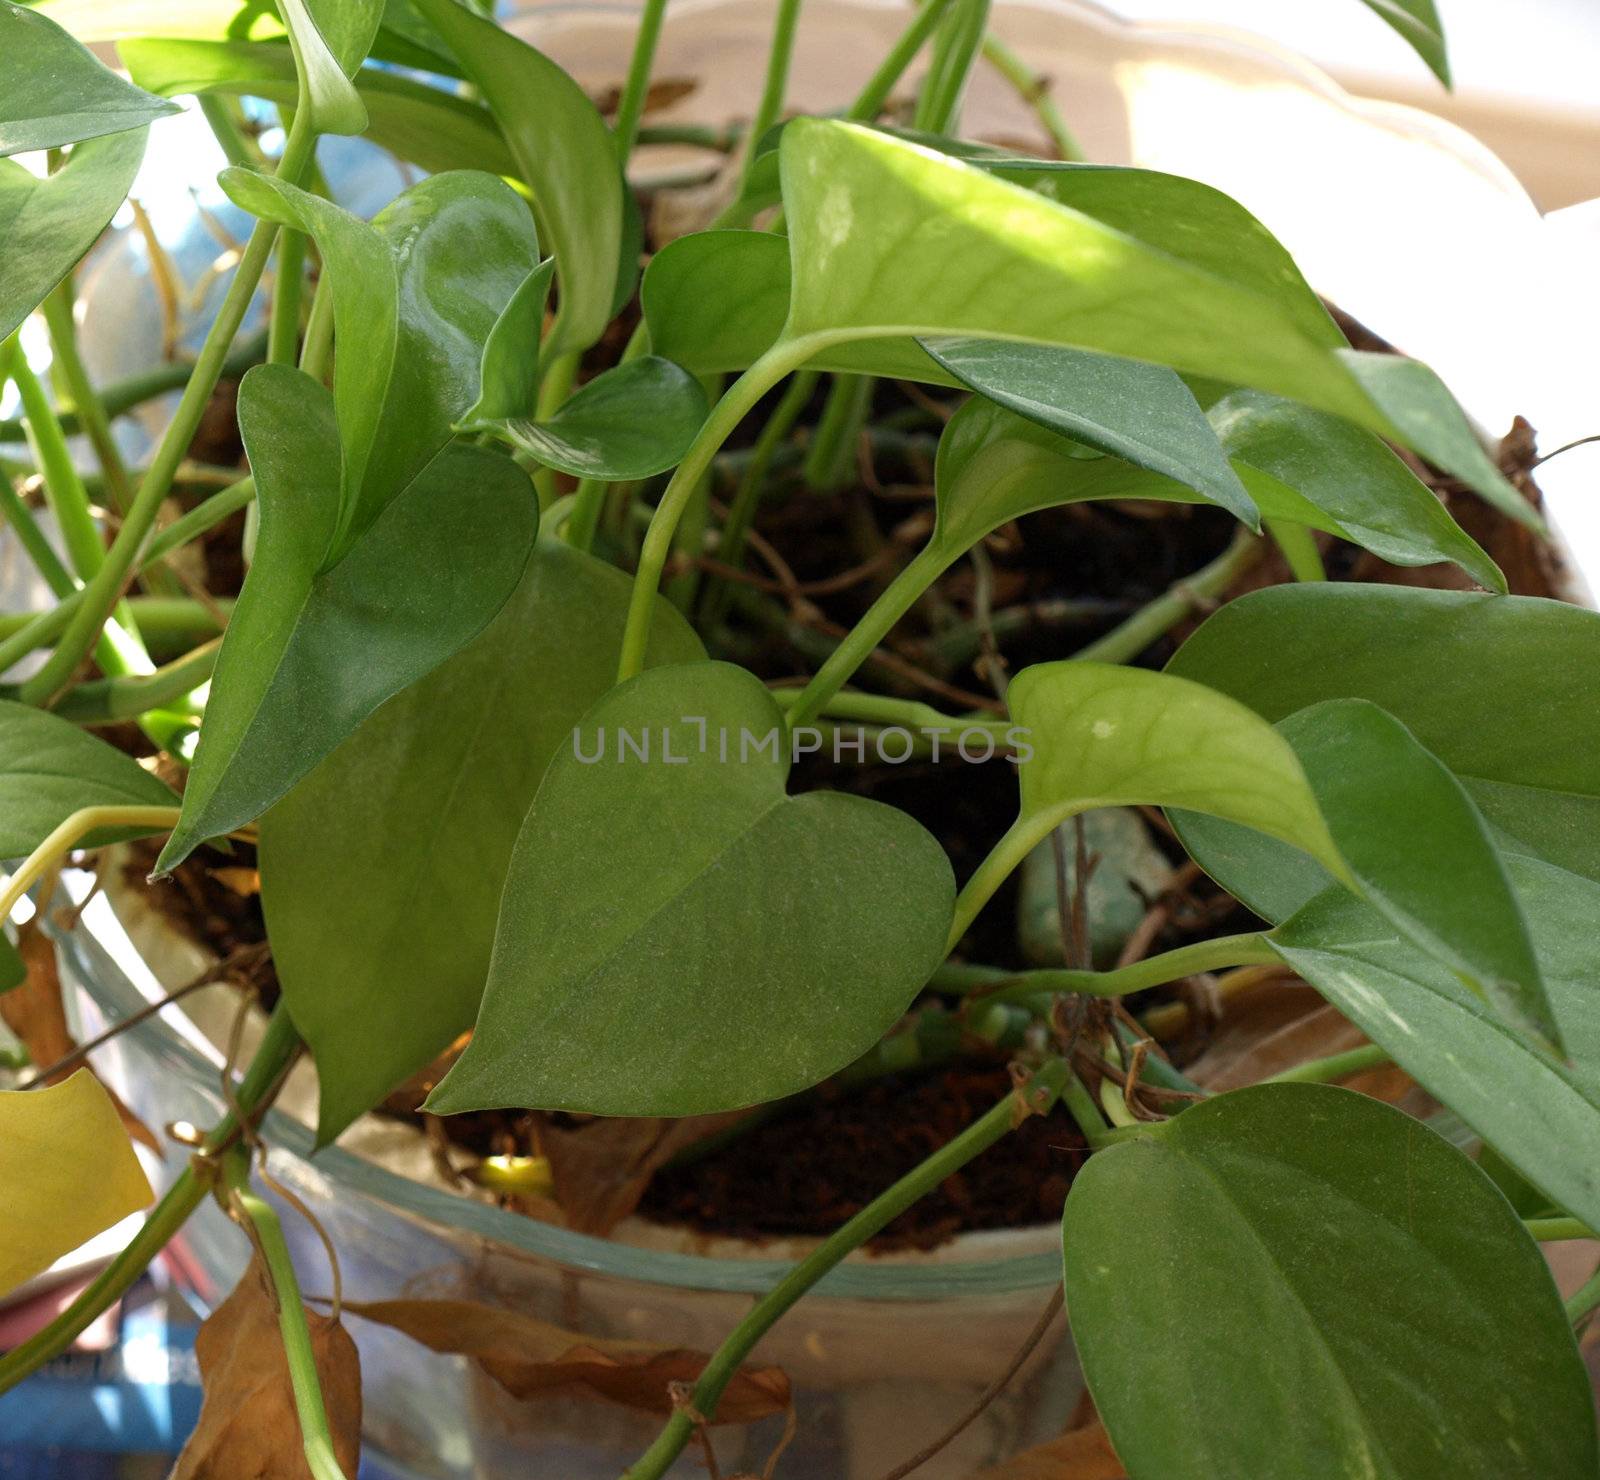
(612, 0), (670, 163)
(1565, 1264), (1600, 1327)
(299, 274), (334, 382)
(41, 287), (134, 515)
(741, 0), (805, 190)
(802, 372), (873, 492)
(1526, 1217), (1597, 1243)
(1074, 527), (1262, 665)
(848, 0), (958, 121)
(19, 114), (317, 705)
(0, 1007), (301, 1397)
(225, 1153), (350, 1480)
(782, 540), (956, 730)
(1267, 518), (1327, 582)
(197, 94), (258, 169)
(772, 687), (1005, 733)
(981, 32), (1085, 160)
(699, 368), (817, 628)
(622, 1057), (1072, 1480)
(1262, 1042), (1391, 1085)
(269, 227), (308, 367)
(0, 333), (268, 444)
(914, 0), (991, 134)
(618, 340), (813, 680)
(53, 638), (220, 722)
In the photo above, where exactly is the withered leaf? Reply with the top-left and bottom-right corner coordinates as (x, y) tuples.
(540, 1110), (750, 1234)
(9, 922), (159, 1151)
(343, 1297), (790, 1423)
(975, 1420), (1128, 1478)
(172, 1253), (362, 1480)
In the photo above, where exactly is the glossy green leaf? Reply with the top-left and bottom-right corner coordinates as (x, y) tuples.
(275, 0), (369, 135)
(465, 258), (553, 424)
(259, 542), (705, 1141)
(1166, 584), (1600, 888)
(0, 700), (175, 858)
(643, 230), (792, 376)
(925, 338), (1257, 527)
(120, 38), (514, 178)
(1278, 698), (1550, 1045)
(1359, 0), (1450, 86)
(408, 0), (620, 356)
(1063, 1083), (1592, 1480)
(219, 167), (540, 546)
(995, 661), (1345, 892)
(489, 356), (708, 481)
(0, 129), (145, 343)
(0, 0), (178, 156)
(1210, 388), (1502, 589)
(0, 1072), (153, 1298)
(1271, 855), (1600, 1233)
(156, 365), (538, 874)
(427, 662), (956, 1118)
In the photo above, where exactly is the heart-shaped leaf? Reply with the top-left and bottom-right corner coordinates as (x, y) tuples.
(157, 364), (538, 874)
(0, 1070), (153, 1297)
(219, 167), (541, 547)
(464, 258), (554, 424)
(121, 37), (515, 178)
(426, 662), (956, 1117)
(0, 700), (176, 858)
(1360, 0), (1450, 86)
(487, 356), (709, 480)
(1063, 1084), (1593, 1480)
(0, 0), (179, 155)
(1208, 388), (1502, 590)
(0, 129), (145, 343)
(259, 542), (705, 1142)
(1270, 855), (1600, 1232)
(1166, 584), (1600, 886)
(408, 0), (620, 356)
(924, 338), (1258, 527)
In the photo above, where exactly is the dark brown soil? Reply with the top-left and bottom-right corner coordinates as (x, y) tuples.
(639, 1064), (1085, 1251)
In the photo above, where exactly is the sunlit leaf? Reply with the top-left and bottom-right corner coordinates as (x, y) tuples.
(0, 0), (178, 155)
(259, 542), (704, 1141)
(0, 1070), (153, 1297)
(489, 356), (708, 480)
(0, 129), (146, 343)
(426, 662), (956, 1117)
(408, 0), (621, 356)
(218, 167), (540, 545)
(1358, 0), (1450, 86)
(1064, 1084), (1592, 1479)
(0, 700), (176, 858)
(157, 364), (538, 874)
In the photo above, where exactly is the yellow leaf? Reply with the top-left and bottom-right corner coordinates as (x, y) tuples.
(0, 1069), (153, 1296)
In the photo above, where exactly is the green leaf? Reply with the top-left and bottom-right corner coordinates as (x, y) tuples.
(218, 167), (540, 546)
(1210, 388), (1502, 590)
(1166, 584), (1600, 888)
(275, 0), (371, 135)
(0, 932), (23, 993)
(0, 129), (146, 343)
(1271, 856), (1600, 1233)
(464, 258), (553, 424)
(489, 356), (708, 481)
(1359, 0), (1450, 86)
(1006, 661), (1344, 873)
(156, 364), (538, 874)
(1063, 1083), (1592, 1480)
(0, 0), (179, 156)
(1277, 698), (1551, 1046)
(925, 338), (1258, 528)
(259, 541), (705, 1141)
(426, 662), (956, 1118)
(0, 700), (175, 859)
(120, 38), (515, 178)
(0, 1072), (153, 1298)
(407, 0), (620, 356)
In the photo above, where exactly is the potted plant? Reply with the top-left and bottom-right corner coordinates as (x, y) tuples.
(2, 0), (1597, 1476)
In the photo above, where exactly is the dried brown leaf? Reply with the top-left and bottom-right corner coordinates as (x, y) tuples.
(974, 1420), (1128, 1478)
(8, 923), (159, 1151)
(540, 1111), (749, 1234)
(172, 1253), (361, 1479)
(344, 1297), (790, 1424)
